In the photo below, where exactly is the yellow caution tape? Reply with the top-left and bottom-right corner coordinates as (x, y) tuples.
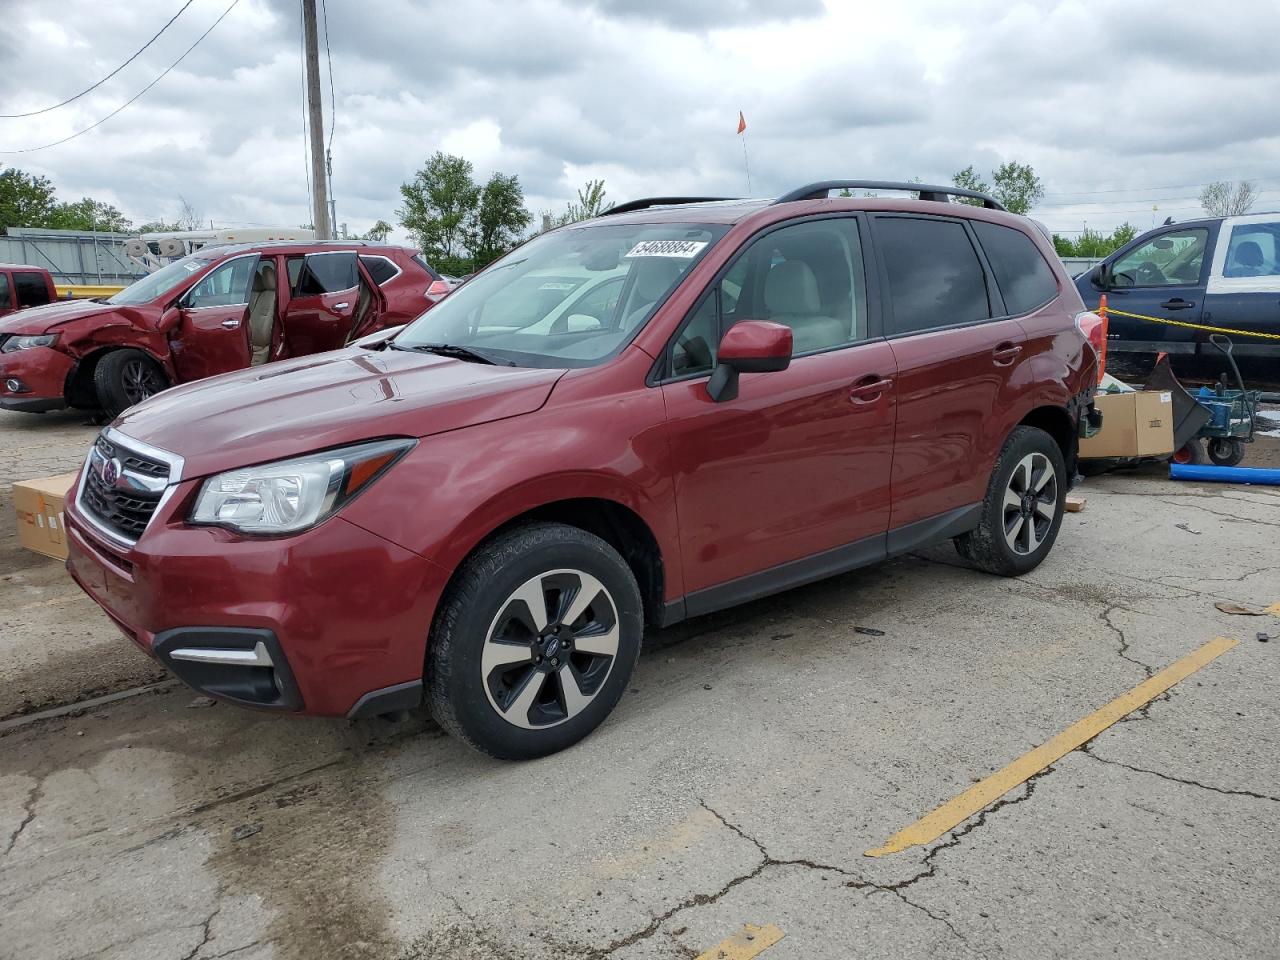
(1099, 305), (1280, 342)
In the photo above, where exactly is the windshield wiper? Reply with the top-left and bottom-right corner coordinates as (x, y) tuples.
(393, 342), (513, 366)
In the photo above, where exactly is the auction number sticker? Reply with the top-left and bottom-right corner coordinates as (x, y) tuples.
(625, 239), (708, 259)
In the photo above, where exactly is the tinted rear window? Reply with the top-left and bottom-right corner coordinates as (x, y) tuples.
(973, 221), (1058, 315)
(294, 253), (357, 295)
(14, 272), (51, 307)
(877, 217), (991, 334)
(0, 274), (9, 309)
(359, 255), (399, 286)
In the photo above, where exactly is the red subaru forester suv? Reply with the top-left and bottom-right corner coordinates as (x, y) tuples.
(65, 182), (1103, 759)
(0, 241), (445, 416)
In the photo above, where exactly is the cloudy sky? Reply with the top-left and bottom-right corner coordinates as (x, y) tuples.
(2, 0), (1279, 244)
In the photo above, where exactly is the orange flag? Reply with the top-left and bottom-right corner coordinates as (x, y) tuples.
(737, 111), (746, 135)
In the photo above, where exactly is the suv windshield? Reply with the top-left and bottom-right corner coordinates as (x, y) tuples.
(107, 253), (213, 306)
(393, 221), (729, 367)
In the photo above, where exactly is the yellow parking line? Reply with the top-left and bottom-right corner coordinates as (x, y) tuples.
(695, 924), (785, 960)
(865, 635), (1240, 857)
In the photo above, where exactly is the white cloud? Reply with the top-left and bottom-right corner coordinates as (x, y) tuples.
(1, 0), (1278, 247)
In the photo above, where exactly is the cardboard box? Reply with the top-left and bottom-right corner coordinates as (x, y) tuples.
(12, 472), (78, 561)
(1079, 390), (1175, 459)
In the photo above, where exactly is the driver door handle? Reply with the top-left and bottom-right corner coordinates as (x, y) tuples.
(1161, 298), (1195, 310)
(849, 376), (893, 403)
(220, 318), (241, 329)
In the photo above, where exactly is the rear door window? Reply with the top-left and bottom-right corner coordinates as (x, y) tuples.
(875, 217), (991, 334)
(1222, 221), (1280, 278)
(294, 252), (358, 295)
(972, 221), (1059, 315)
(13, 271), (51, 307)
(359, 255), (399, 286)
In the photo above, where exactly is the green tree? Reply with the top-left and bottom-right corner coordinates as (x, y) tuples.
(1052, 222), (1138, 258)
(397, 152), (481, 275)
(990, 162), (1043, 215)
(0, 167), (57, 231)
(473, 173), (532, 267)
(1200, 180), (1257, 217)
(362, 219), (393, 242)
(46, 197), (132, 232)
(136, 220), (182, 233)
(564, 179), (610, 222)
(951, 165), (992, 206)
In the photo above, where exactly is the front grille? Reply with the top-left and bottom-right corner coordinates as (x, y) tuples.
(81, 435), (172, 542)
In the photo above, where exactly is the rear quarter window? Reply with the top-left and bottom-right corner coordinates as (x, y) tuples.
(972, 221), (1059, 315)
(13, 271), (52, 307)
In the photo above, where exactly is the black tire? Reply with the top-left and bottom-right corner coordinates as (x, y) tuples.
(94, 349), (170, 418)
(1206, 437), (1245, 467)
(954, 425), (1067, 577)
(1172, 440), (1205, 465)
(426, 523), (643, 760)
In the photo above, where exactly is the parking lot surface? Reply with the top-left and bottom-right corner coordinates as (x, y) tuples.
(1, 412), (1278, 960)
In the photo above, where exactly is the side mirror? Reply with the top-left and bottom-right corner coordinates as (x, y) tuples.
(706, 320), (793, 403)
(157, 307), (182, 334)
(1091, 263), (1112, 290)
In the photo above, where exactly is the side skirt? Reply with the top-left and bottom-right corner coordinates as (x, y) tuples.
(662, 503), (982, 626)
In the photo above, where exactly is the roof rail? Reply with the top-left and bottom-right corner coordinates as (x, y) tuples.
(601, 196), (739, 217)
(774, 181), (1006, 211)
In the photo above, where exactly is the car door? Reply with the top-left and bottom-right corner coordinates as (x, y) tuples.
(282, 251), (362, 355)
(871, 213), (1028, 532)
(1205, 216), (1280, 353)
(1086, 224), (1215, 350)
(168, 254), (258, 382)
(659, 216), (897, 604)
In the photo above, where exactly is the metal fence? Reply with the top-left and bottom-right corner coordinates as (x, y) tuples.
(0, 228), (145, 285)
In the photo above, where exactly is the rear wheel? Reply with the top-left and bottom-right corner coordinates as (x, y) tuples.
(426, 523), (643, 759)
(94, 349), (169, 418)
(1206, 438), (1245, 467)
(955, 425), (1067, 577)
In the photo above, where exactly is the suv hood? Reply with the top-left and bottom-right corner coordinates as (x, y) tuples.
(0, 298), (124, 336)
(113, 345), (566, 479)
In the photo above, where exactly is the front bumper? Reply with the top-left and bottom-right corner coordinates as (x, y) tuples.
(0, 346), (72, 412)
(64, 476), (451, 718)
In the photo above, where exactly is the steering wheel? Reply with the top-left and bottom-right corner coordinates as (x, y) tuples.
(1135, 260), (1165, 284)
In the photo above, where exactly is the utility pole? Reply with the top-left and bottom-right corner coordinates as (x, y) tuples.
(302, 0), (331, 240)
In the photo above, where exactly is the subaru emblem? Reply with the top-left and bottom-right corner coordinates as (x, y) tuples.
(101, 456), (123, 488)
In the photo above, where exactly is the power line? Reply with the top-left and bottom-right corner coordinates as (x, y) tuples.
(0, 0), (241, 155)
(321, 0), (336, 151)
(0, 0), (198, 119)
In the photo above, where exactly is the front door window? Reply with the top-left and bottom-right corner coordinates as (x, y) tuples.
(1112, 229), (1208, 287)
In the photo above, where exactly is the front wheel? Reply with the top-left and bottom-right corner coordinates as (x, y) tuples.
(1206, 437), (1245, 467)
(426, 523), (643, 760)
(955, 425), (1067, 577)
(94, 349), (170, 418)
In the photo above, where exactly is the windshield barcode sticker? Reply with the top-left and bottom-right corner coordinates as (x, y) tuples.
(625, 240), (708, 259)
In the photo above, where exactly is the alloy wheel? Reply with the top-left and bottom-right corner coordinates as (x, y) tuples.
(122, 359), (164, 404)
(1002, 452), (1058, 555)
(481, 568), (620, 729)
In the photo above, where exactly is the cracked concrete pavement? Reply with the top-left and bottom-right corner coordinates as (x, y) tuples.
(1, 413), (1278, 959)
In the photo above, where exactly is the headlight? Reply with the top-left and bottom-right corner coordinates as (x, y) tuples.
(190, 438), (415, 535)
(1, 334), (58, 353)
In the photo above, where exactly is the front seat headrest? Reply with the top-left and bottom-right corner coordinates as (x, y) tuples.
(254, 262), (277, 293)
(764, 260), (821, 315)
(1234, 240), (1264, 268)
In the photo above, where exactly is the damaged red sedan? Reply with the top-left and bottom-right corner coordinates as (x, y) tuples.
(0, 241), (445, 416)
